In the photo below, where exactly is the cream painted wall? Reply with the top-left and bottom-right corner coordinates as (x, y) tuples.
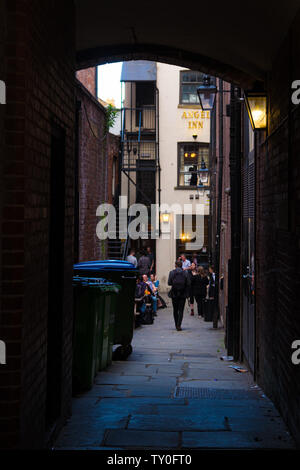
(156, 63), (211, 291)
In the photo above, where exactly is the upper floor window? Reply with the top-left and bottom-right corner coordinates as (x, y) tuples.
(135, 81), (156, 127)
(178, 142), (210, 188)
(179, 71), (204, 105)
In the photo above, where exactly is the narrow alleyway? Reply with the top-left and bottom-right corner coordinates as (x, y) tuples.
(55, 300), (295, 450)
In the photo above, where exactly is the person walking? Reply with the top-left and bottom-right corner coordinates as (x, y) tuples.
(191, 265), (209, 318)
(138, 250), (151, 276)
(168, 260), (190, 331)
(126, 249), (137, 267)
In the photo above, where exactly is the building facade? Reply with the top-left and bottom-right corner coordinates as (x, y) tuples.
(120, 61), (212, 291)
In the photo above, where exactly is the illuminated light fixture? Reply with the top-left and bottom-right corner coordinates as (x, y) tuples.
(190, 152), (196, 158)
(197, 75), (217, 111)
(184, 152), (189, 158)
(244, 89), (267, 130)
(180, 233), (191, 242)
(161, 211), (170, 223)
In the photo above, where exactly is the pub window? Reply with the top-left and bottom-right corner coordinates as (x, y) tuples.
(178, 142), (209, 187)
(179, 70), (204, 104)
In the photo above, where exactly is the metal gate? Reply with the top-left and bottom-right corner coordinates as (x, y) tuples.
(241, 135), (256, 373)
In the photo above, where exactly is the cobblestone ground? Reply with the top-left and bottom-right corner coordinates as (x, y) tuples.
(55, 298), (295, 450)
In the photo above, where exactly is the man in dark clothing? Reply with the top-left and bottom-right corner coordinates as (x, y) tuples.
(138, 251), (151, 276)
(189, 166), (198, 186)
(146, 246), (154, 274)
(168, 260), (190, 331)
(191, 266), (209, 317)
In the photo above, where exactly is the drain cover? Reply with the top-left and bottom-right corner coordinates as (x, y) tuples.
(174, 387), (260, 400)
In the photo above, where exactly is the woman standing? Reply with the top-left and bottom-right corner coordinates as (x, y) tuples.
(187, 262), (197, 315)
(191, 266), (209, 317)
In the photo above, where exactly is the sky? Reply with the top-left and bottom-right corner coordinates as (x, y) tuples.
(97, 62), (123, 108)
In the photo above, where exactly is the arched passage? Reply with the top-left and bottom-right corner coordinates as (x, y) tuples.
(75, 0), (300, 89)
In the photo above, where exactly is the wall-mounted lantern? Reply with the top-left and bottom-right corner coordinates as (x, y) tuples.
(197, 76), (217, 111)
(244, 90), (267, 130)
(161, 211), (170, 223)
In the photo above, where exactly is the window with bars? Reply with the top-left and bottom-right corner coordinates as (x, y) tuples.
(179, 70), (205, 104)
(178, 142), (210, 187)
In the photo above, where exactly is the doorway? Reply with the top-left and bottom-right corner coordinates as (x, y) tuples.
(241, 118), (256, 374)
(46, 123), (66, 429)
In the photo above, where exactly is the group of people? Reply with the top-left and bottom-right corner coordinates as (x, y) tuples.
(127, 247), (217, 331)
(127, 246), (165, 326)
(127, 246), (154, 277)
(134, 273), (167, 326)
(168, 255), (216, 331)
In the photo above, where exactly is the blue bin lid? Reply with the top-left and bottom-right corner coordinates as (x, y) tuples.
(74, 259), (137, 272)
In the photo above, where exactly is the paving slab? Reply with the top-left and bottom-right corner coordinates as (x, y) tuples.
(82, 385), (130, 398)
(95, 374), (151, 385)
(128, 414), (229, 432)
(103, 429), (179, 448)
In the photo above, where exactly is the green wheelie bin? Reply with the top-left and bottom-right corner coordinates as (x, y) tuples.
(74, 260), (138, 360)
(72, 276), (120, 392)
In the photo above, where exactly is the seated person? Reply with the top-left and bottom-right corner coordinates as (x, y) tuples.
(142, 274), (157, 315)
(149, 273), (167, 309)
(135, 276), (148, 316)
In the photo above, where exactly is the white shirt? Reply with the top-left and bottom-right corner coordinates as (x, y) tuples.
(126, 254), (137, 267)
(182, 259), (191, 269)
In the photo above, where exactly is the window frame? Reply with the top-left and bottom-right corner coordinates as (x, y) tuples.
(179, 70), (204, 105)
(177, 141), (210, 189)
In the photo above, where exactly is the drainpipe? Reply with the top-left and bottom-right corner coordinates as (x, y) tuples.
(156, 86), (161, 237)
(215, 79), (224, 318)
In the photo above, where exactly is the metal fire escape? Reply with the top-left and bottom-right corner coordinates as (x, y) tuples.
(107, 62), (160, 260)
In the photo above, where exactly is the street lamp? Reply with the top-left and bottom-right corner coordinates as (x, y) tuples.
(198, 158), (208, 186)
(244, 90), (267, 130)
(197, 76), (217, 111)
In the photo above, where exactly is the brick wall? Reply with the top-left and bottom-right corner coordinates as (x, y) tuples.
(256, 11), (300, 445)
(76, 67), (97, 97)
(0, 0), (75, 448)
(75, 80), (108, 262)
